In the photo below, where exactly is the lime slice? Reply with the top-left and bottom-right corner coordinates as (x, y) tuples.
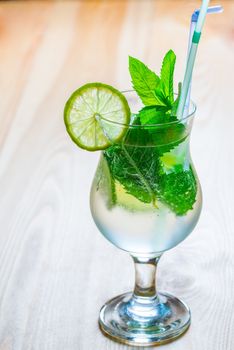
(64, 83), (131, 151)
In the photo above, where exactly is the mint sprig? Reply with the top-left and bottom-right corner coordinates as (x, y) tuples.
(104, 51), (197, 215)
(130, 51), (185, 152)
(129, 50), (178, 112)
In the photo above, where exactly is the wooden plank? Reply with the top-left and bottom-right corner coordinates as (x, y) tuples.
(0, 1), (233, 349)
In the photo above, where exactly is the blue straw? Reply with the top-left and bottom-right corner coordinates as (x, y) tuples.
(176, 0), (211, 119)
(192, 5), (223, 22)
(185, 5), (223, 112)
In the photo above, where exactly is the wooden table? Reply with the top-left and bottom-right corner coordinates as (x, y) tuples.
(0, 1), (233, 349)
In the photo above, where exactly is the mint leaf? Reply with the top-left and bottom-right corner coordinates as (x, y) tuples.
(122, 114), (153, 147)
(137, 105), (186, 155)
(104, 145), (162, 205)
(138, 106), (169, 125)
(156, 50), (176, 106)
(129, 56), (163, 106)
(159, 166), (197, 215)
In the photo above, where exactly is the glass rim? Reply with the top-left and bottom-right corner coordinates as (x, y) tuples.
(100, 90), (196, 128)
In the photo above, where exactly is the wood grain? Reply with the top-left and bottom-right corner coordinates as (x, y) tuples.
(0, 1), (234, 349)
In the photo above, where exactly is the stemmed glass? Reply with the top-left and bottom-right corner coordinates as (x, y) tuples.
(90, 91), (202, 346)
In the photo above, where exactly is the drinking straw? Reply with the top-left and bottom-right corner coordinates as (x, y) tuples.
(185, 5), (223, 113)
(177, 0), (210, 119)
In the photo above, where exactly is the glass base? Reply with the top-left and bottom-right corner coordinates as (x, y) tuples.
(99, 291), (191, 347)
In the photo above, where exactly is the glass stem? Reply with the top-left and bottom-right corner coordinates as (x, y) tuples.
(125, 254), (162, 320)
(133, 255), (160, 298)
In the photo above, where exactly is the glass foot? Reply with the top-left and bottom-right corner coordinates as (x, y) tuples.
(99, 291), (191, 347)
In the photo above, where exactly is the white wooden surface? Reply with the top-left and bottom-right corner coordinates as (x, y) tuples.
(0, 1), (234, 349)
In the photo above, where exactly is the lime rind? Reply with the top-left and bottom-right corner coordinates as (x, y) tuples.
(64, 83), (131, 151)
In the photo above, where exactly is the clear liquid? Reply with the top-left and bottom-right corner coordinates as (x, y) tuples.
(90, 141), (202, 254)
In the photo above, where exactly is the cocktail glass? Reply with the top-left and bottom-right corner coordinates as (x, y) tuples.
(90, 91), (202, 346)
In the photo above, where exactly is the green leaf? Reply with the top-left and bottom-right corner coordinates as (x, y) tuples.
(159, 166), (197, 215)
(137, 105), (186, 155)
(138, 106), (169, 125)
(122, 114), (153, 147)
(152, 124), (186, 155)
(104, 144), (162, 205)
(156, 50), (176, 106)
(129, 56), (163, 106)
